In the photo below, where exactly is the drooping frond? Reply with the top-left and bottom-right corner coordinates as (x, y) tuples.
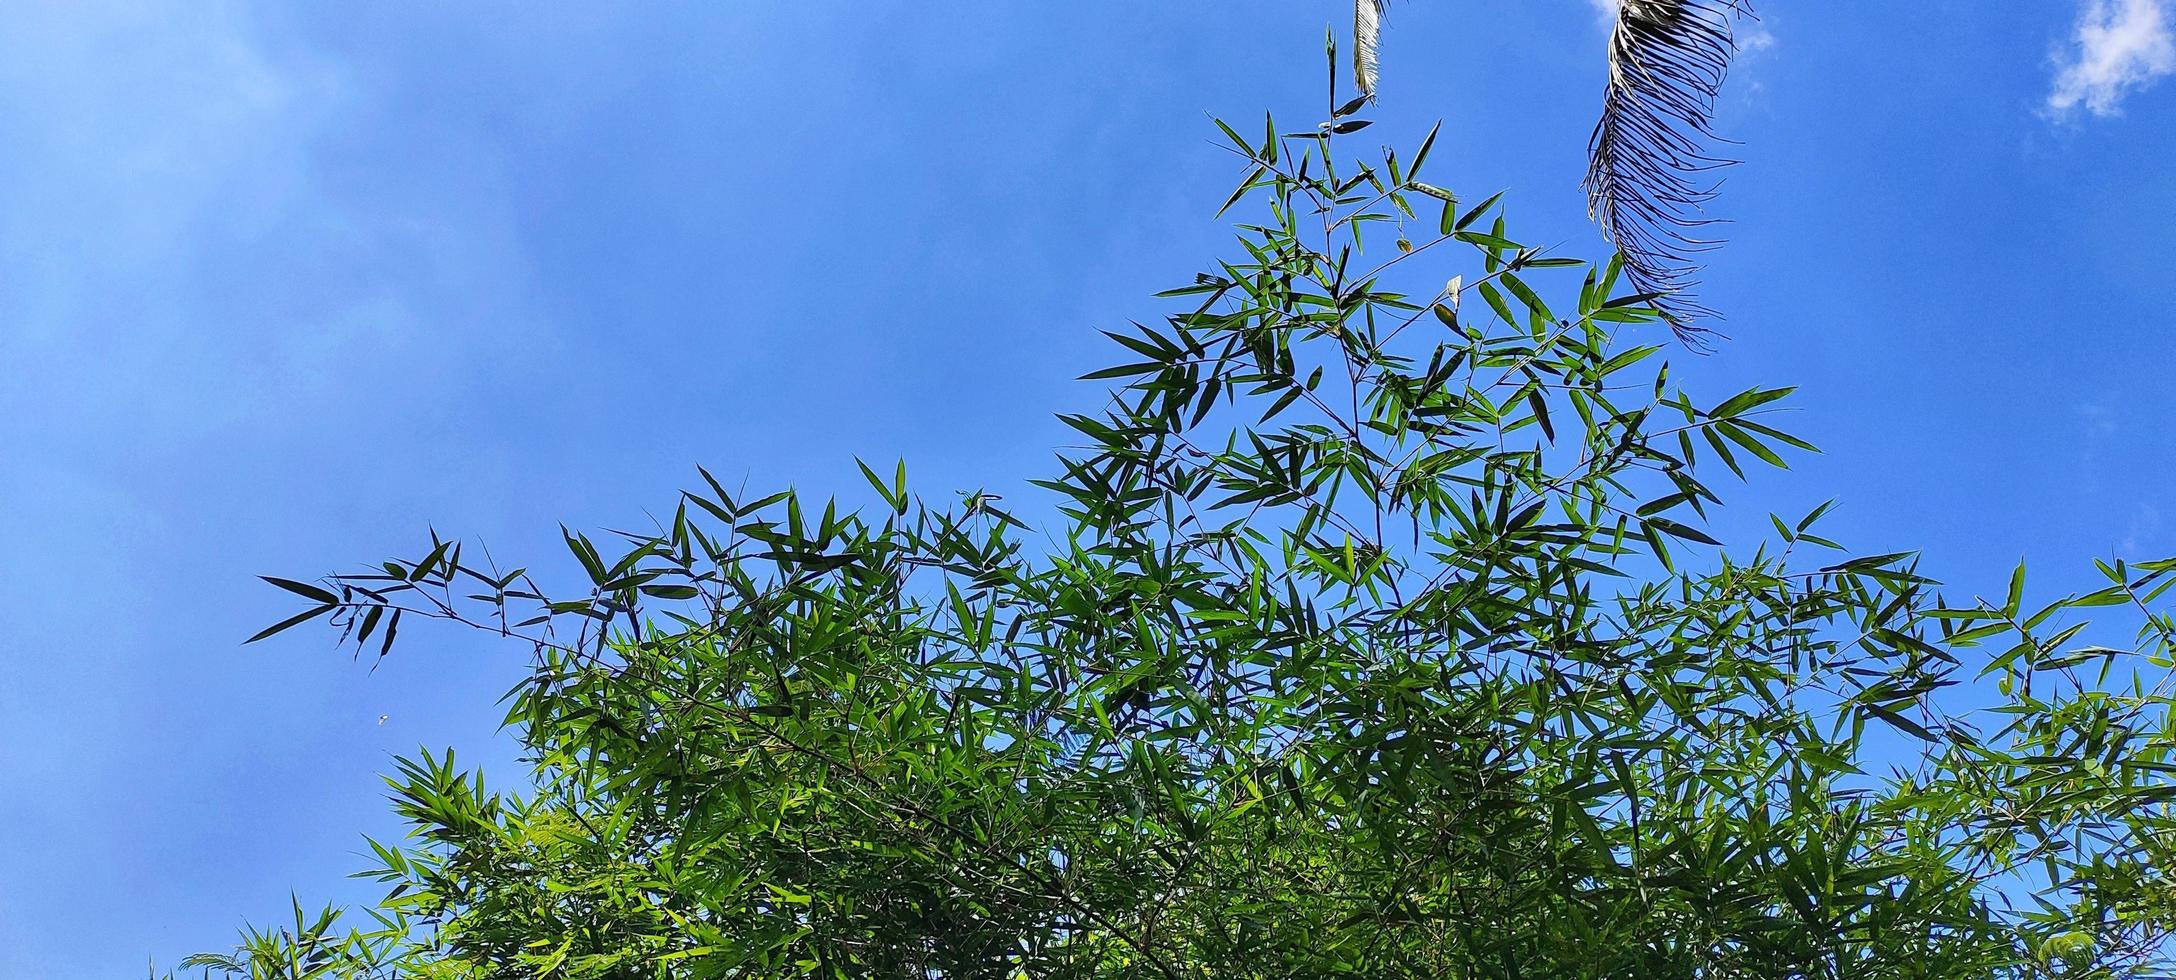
(1354, 0), (1387, 102)
(1585, 0), (1753, 338)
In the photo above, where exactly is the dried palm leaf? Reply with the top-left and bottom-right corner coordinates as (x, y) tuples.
(1355, 0), (1388, 102)
(1586, 0), (1754, 338)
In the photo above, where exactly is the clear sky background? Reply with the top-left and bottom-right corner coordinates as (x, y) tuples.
(1, 1), (2171, 973)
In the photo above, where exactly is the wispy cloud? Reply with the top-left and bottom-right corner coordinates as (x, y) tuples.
(2121, 504), (2165, 553)
(0, 3), (548, 454)
(1739, 23), (1777, 56)
(2047, 0), (2175, 118)
(2076, 401), (2118, 437)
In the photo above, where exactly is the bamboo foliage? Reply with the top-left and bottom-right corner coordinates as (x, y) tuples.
(184, 105), (2176, 979)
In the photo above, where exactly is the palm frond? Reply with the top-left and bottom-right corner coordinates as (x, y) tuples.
(1354, 0), (1387, 102)
(1585, 0), (1754, 338)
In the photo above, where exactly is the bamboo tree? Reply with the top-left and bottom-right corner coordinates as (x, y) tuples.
(183, 100), (2175, 979)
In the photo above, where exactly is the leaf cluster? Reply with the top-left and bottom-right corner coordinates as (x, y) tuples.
(179, 110), (2176, 979)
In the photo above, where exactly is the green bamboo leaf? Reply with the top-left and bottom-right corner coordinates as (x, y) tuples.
(246, 604), (335, 644)
(1645, 517), (1722, 547)
(261, 576), (339, 605)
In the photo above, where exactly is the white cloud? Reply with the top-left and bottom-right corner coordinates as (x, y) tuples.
(1739, 23), (1777, 56)
(2047, 0), (2175, 118)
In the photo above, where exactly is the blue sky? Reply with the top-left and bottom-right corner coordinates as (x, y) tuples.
(1, 2), (2171, 973)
